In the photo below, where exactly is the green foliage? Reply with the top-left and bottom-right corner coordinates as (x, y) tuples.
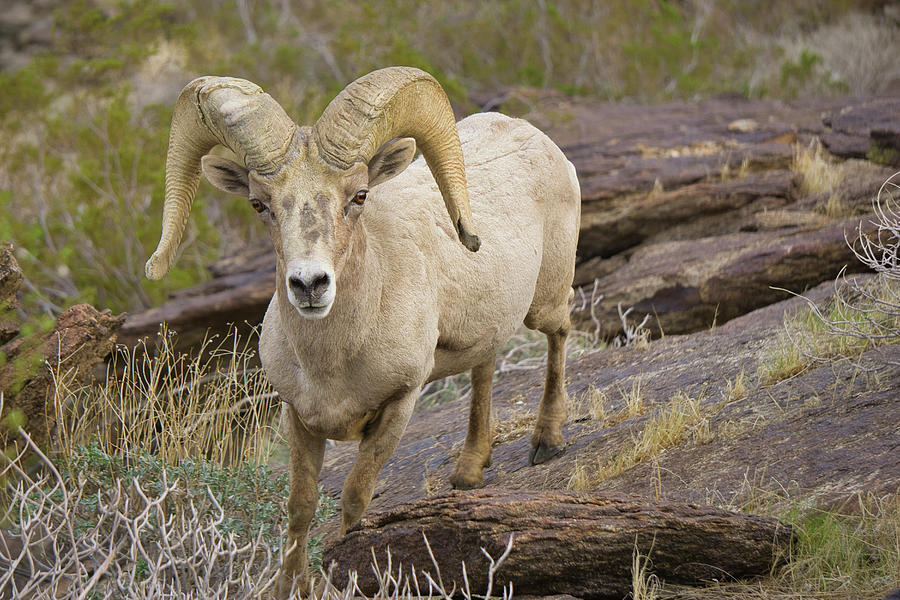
(54, 441), (338, 557)
(867, 143), (900, 167)
(1, 408), (26, 433)
(620, 0), (721, 99)
(777, 495), (900, 593)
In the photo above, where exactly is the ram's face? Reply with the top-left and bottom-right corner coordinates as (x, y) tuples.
(201, 137), (416, 319)
(249, 154), (367, 319)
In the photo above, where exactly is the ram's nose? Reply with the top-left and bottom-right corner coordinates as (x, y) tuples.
(288, 271), (331, 301)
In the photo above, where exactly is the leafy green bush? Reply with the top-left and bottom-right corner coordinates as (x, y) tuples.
(55, 441), (337, 558)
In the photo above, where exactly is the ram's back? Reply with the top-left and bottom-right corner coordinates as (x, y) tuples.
(363, 113), (579, 378)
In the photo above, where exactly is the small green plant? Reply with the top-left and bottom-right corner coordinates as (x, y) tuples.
(868, 143), (900, 167)
(780, 494), (900, 593)
(56, 441), (338, 550)
(780, 49), (824, 97)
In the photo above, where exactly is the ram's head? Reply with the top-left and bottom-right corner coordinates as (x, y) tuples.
(145, 67), (479, 318)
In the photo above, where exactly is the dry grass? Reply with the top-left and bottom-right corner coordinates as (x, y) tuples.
(619, 377), (647, 421)
(568, 390), (711, 491)
(491, 402), (535, 447)
(52, 324), (280, 466)
(792, 138), (855, 219)
(631, 543), (660, 600)
(758, 273), (900, 386)
(724, 367), (749, 402)
(794, 138), (843, 196)
(566, 460), (591, 492)
(568, 377), (644, 429)
(585, 385), (609, 422)
(757, 326), (808, 386)
(718, 156), (751, 182)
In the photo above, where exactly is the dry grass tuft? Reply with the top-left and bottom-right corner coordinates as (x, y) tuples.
(568, 390), (711, 491)
(794, 138), (843, 197)
(587, 386), (609, 422)
(566, 459), (591, 492)
(791, 138), (871, 220)
(724, 368), (749, 402)
(491, 403), (536, 447)
(568, 377), (642, 430)
(631, 543), (660, 600)
(619, 377), (647, 421)
(51, 324), (280, 466)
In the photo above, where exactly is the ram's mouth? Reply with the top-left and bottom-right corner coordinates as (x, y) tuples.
(296, 303), (332, 319)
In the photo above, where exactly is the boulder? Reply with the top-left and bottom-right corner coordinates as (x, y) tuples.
(574, 216), (875, 338)
(121, 94), (900, 349)
(577, 170), (796, 260)
(0, 304), (124, 447)
(822, 97), (900, 164)
(0, 245), (23, 345)
(323, 490), (792, 599)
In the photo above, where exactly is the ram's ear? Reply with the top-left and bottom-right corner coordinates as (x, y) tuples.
(367, 137), (416, 187)
(201, 155), (250, 195)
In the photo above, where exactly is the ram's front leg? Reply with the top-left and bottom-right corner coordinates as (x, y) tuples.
(278, 404), (326, 599)
(340, 392), (417, 534)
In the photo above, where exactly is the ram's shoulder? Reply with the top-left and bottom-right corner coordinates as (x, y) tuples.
(458, 112), (560, 164)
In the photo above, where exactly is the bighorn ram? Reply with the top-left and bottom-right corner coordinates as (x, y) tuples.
(146, 67), (580, 595)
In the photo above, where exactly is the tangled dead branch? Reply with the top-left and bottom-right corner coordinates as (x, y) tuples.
(0, 392), (516, 599)
(795, 172), (900, 366)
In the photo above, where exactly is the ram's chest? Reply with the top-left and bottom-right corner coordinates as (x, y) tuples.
(284, 349), (422, 441)
(292, 395), (378, 441)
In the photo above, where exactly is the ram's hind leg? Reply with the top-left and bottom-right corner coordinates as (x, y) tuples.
(450, 356), (495, 489)
(525, 288), (573, 465)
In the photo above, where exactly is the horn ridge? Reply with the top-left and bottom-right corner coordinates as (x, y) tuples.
(145, 76), (297, 280)
(314, 67), (480, 252)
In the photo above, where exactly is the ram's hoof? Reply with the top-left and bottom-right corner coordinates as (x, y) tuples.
(449, 470), (486, 490)
(528, 444), (563, 466)
(451, 478), (486, 491)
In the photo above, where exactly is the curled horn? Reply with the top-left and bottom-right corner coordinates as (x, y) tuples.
(145, 76), (298, 280)
(313, 67), (480, 252)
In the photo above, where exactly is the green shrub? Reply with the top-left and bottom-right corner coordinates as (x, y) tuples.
(59, 441), (336, 551)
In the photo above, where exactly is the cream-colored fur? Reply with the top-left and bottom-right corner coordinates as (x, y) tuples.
(145, 66), (580, 599)
(258, 112), (580, 596)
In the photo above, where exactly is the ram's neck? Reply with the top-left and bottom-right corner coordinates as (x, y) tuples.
(275, 224), (381, 374)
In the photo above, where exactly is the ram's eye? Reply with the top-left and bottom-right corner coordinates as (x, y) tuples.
(352, 190), (368, 205)
(250, 198), (267, 213)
